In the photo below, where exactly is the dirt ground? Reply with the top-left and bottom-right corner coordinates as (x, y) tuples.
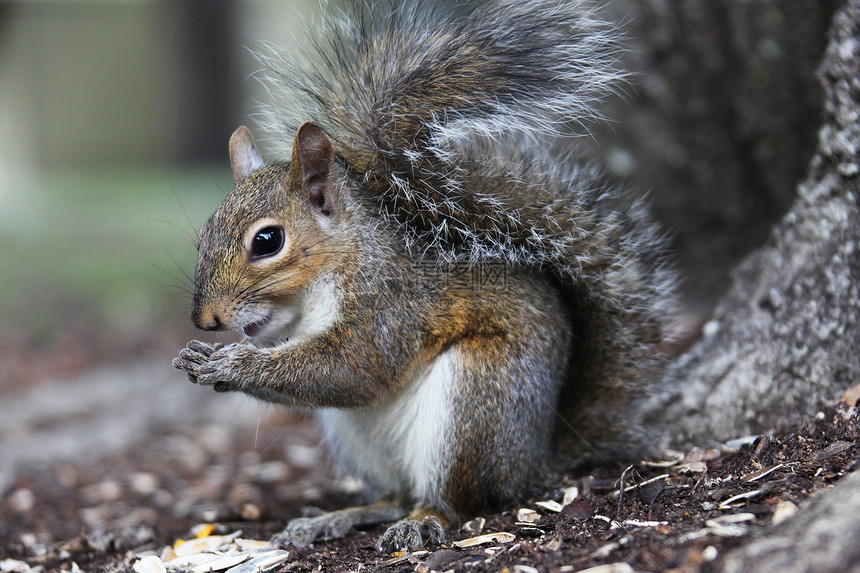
(1, 341), (859, 573)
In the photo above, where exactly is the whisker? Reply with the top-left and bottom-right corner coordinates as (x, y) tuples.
(167, 170), (201, 246)
(240, 270), (286, 297)
(300, 233), (341, 251)
(168, 251), (196, 287)
(242, 274), (295, 300)
(155, 219), (200, 249)
(150, 262), (195, 290)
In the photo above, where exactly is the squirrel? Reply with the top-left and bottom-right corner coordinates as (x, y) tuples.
(173, 0), (677, 554)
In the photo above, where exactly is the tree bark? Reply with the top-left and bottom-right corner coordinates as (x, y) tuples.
(640, 0), (860, 448)
(718, 467), (860, 573)
(635, 1), (860, 570)
(588, 0), (840, 310)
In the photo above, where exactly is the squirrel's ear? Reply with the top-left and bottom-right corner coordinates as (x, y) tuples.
(293, 122), (336, 217)
(229, 126), (265, 183)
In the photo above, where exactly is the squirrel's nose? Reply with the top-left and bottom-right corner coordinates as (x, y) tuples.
(192, 307), (224, 331)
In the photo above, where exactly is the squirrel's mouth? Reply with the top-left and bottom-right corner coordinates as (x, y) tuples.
(242, 315), (272, 338)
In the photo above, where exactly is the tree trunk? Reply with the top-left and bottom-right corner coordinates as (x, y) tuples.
(718, 467), (860, 573)
(639, 0), (860, 449)
(588, 0), (840, 310)
(635, 1), (860, 570)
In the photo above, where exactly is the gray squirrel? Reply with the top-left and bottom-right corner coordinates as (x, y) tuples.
(172, 0), (677, 553)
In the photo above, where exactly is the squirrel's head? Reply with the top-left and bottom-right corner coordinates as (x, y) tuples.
(190, 122), (348, 338)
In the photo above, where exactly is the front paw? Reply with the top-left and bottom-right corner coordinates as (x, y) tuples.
(172, 340), (222, 382)
(197, 342), (261, 390)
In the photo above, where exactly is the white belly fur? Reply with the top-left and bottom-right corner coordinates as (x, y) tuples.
(317, 348), (457, 507)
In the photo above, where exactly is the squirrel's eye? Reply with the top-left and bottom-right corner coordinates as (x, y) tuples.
(251, 226), (285, 259)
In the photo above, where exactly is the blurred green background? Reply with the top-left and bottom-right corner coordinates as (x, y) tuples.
(0, 0), (318, 383)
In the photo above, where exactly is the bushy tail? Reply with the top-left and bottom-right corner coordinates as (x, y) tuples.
(260, 0), (622, 159)
(259, 0), (636, 255)
(260, 0), (677, 460)
(258, 0), (626, 248)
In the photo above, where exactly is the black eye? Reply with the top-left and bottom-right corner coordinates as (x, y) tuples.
(251, 226), (285, 259)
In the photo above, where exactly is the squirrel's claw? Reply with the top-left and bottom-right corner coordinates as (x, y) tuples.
(196, 342), (259, 389)
(375, 516), (445, 553)
(187, 340), (223, 356)
(173, 340), (226, 384)
(274, 513), (351, 547)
